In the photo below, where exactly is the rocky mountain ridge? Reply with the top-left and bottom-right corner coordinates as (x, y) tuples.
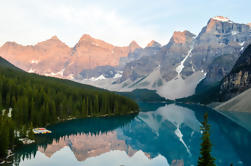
(0, 34), (141, 79)
(1, 16), (250, 100)
(219, 44), (251, 101)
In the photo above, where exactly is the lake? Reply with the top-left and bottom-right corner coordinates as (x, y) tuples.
(13, 103), (251, 166)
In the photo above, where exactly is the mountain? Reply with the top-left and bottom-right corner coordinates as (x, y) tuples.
(160, 30), (196, 80)
(184, 16), (251, 84)
(64, 35), (140, 76)
(219, 44), (251, 101)
(0, 56), (139, 120)
(177, 44), (251, 105)
(88, 29), (203, 99)
(0, 34), (141, 79)
(0, 36), (71, 78)
(146, 40), (161, 48)
(1, 16), (250, 100)
(0, 56), (139, 159)
(108, 16), (251, 99)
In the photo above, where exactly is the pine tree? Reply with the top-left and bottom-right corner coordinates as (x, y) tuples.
(198, 112), (216, 166)
(0, 94), (2, 107)
(0, 118), (9, 158)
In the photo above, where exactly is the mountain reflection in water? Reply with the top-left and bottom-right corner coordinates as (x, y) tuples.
(14, 104), (251, 166)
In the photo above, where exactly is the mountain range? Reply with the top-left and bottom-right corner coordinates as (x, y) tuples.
(0, 16), (250, 100)
(0, 34), (140, 79)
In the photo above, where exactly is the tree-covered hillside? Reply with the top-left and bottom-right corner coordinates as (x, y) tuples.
(0, 56), (139, 159)
(117, 89), (171, 103)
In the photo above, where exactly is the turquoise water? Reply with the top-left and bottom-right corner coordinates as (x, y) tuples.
(13, 103), (251, 166)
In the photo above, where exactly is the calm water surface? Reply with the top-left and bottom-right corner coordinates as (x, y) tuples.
(13, 103), (251, 166)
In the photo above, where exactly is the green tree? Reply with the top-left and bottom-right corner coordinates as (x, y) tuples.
(198, 112), (216, 166)
(0, 118), (10, 158)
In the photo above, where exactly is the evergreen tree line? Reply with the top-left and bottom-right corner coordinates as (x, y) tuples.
(0, 58), (139, 159)
(0, 114), (15, 159)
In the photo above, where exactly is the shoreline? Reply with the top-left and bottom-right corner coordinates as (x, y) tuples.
(0, 110), (139, 164)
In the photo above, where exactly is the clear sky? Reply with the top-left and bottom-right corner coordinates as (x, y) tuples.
(0, 0), (250, 47)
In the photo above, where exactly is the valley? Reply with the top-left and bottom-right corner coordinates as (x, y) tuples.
(0, 4), (250, 164)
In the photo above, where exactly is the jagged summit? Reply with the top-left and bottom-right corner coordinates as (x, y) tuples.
(171, 30), (195, 44)
(211, 16), (232, 22)
(146, 40), (161, 48)
(206, 16), (234, 28)
(36, 35), (68, 48)
(128, 40), (141, 52)
(205, 16), (236, 33)
(80, 34), (94, 41)
(1, 41), (19, 47)
(50, 35), (59, 40)
(129, 40), (139, 47)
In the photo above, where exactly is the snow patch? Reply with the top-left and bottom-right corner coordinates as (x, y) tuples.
(176, 48), (193, 78)
(113, 73), (122, 79)
(157, 71), (206, 100)
(192, 65), (195, 72)
(67, 74), (74, 80)
(231, 31), (238, 35)
(90, 75), (106, 81)
(240, 42), (245, 46)
(31, 60), (39, 64)
(45, 68), (65, 77)
(28, 68), (35, 73)
(92, 42), (99, 47)
(212, 16), (232, 23)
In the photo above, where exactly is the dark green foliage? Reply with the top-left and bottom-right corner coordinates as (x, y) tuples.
(176, 80), (220, 104)
(0, 57), (139, 159)
(230, 44), (251, 73)
(198, 112), (216, 166)
(0, 113), (15, 159)
(117, 89), (171, 103)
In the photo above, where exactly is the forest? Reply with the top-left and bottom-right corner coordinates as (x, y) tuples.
(0, 57), (139, 159)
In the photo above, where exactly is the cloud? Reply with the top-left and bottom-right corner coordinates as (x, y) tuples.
(0, 1), (167, 47)
(1, 0), (249, 47)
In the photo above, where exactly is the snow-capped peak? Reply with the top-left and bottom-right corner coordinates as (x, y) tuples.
(212, 16), (232, 23)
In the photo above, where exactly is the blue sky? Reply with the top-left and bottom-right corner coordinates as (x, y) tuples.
(0, 0), (250, 47)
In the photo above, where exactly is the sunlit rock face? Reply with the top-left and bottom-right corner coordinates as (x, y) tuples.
(64, 35), (140, 76)
(110, 17), (251, 100)
(1, 16), (251, 100)
(38, 131), (137, 161)
(0, 36), (71, 77)
(119, 30), (196, 83)
(147, 40), (161, 48)
(160, 30), (196, 81)
(184, 16), (251, 83)
(0, 34), (140, 78)
(219, 44), (251, 101)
